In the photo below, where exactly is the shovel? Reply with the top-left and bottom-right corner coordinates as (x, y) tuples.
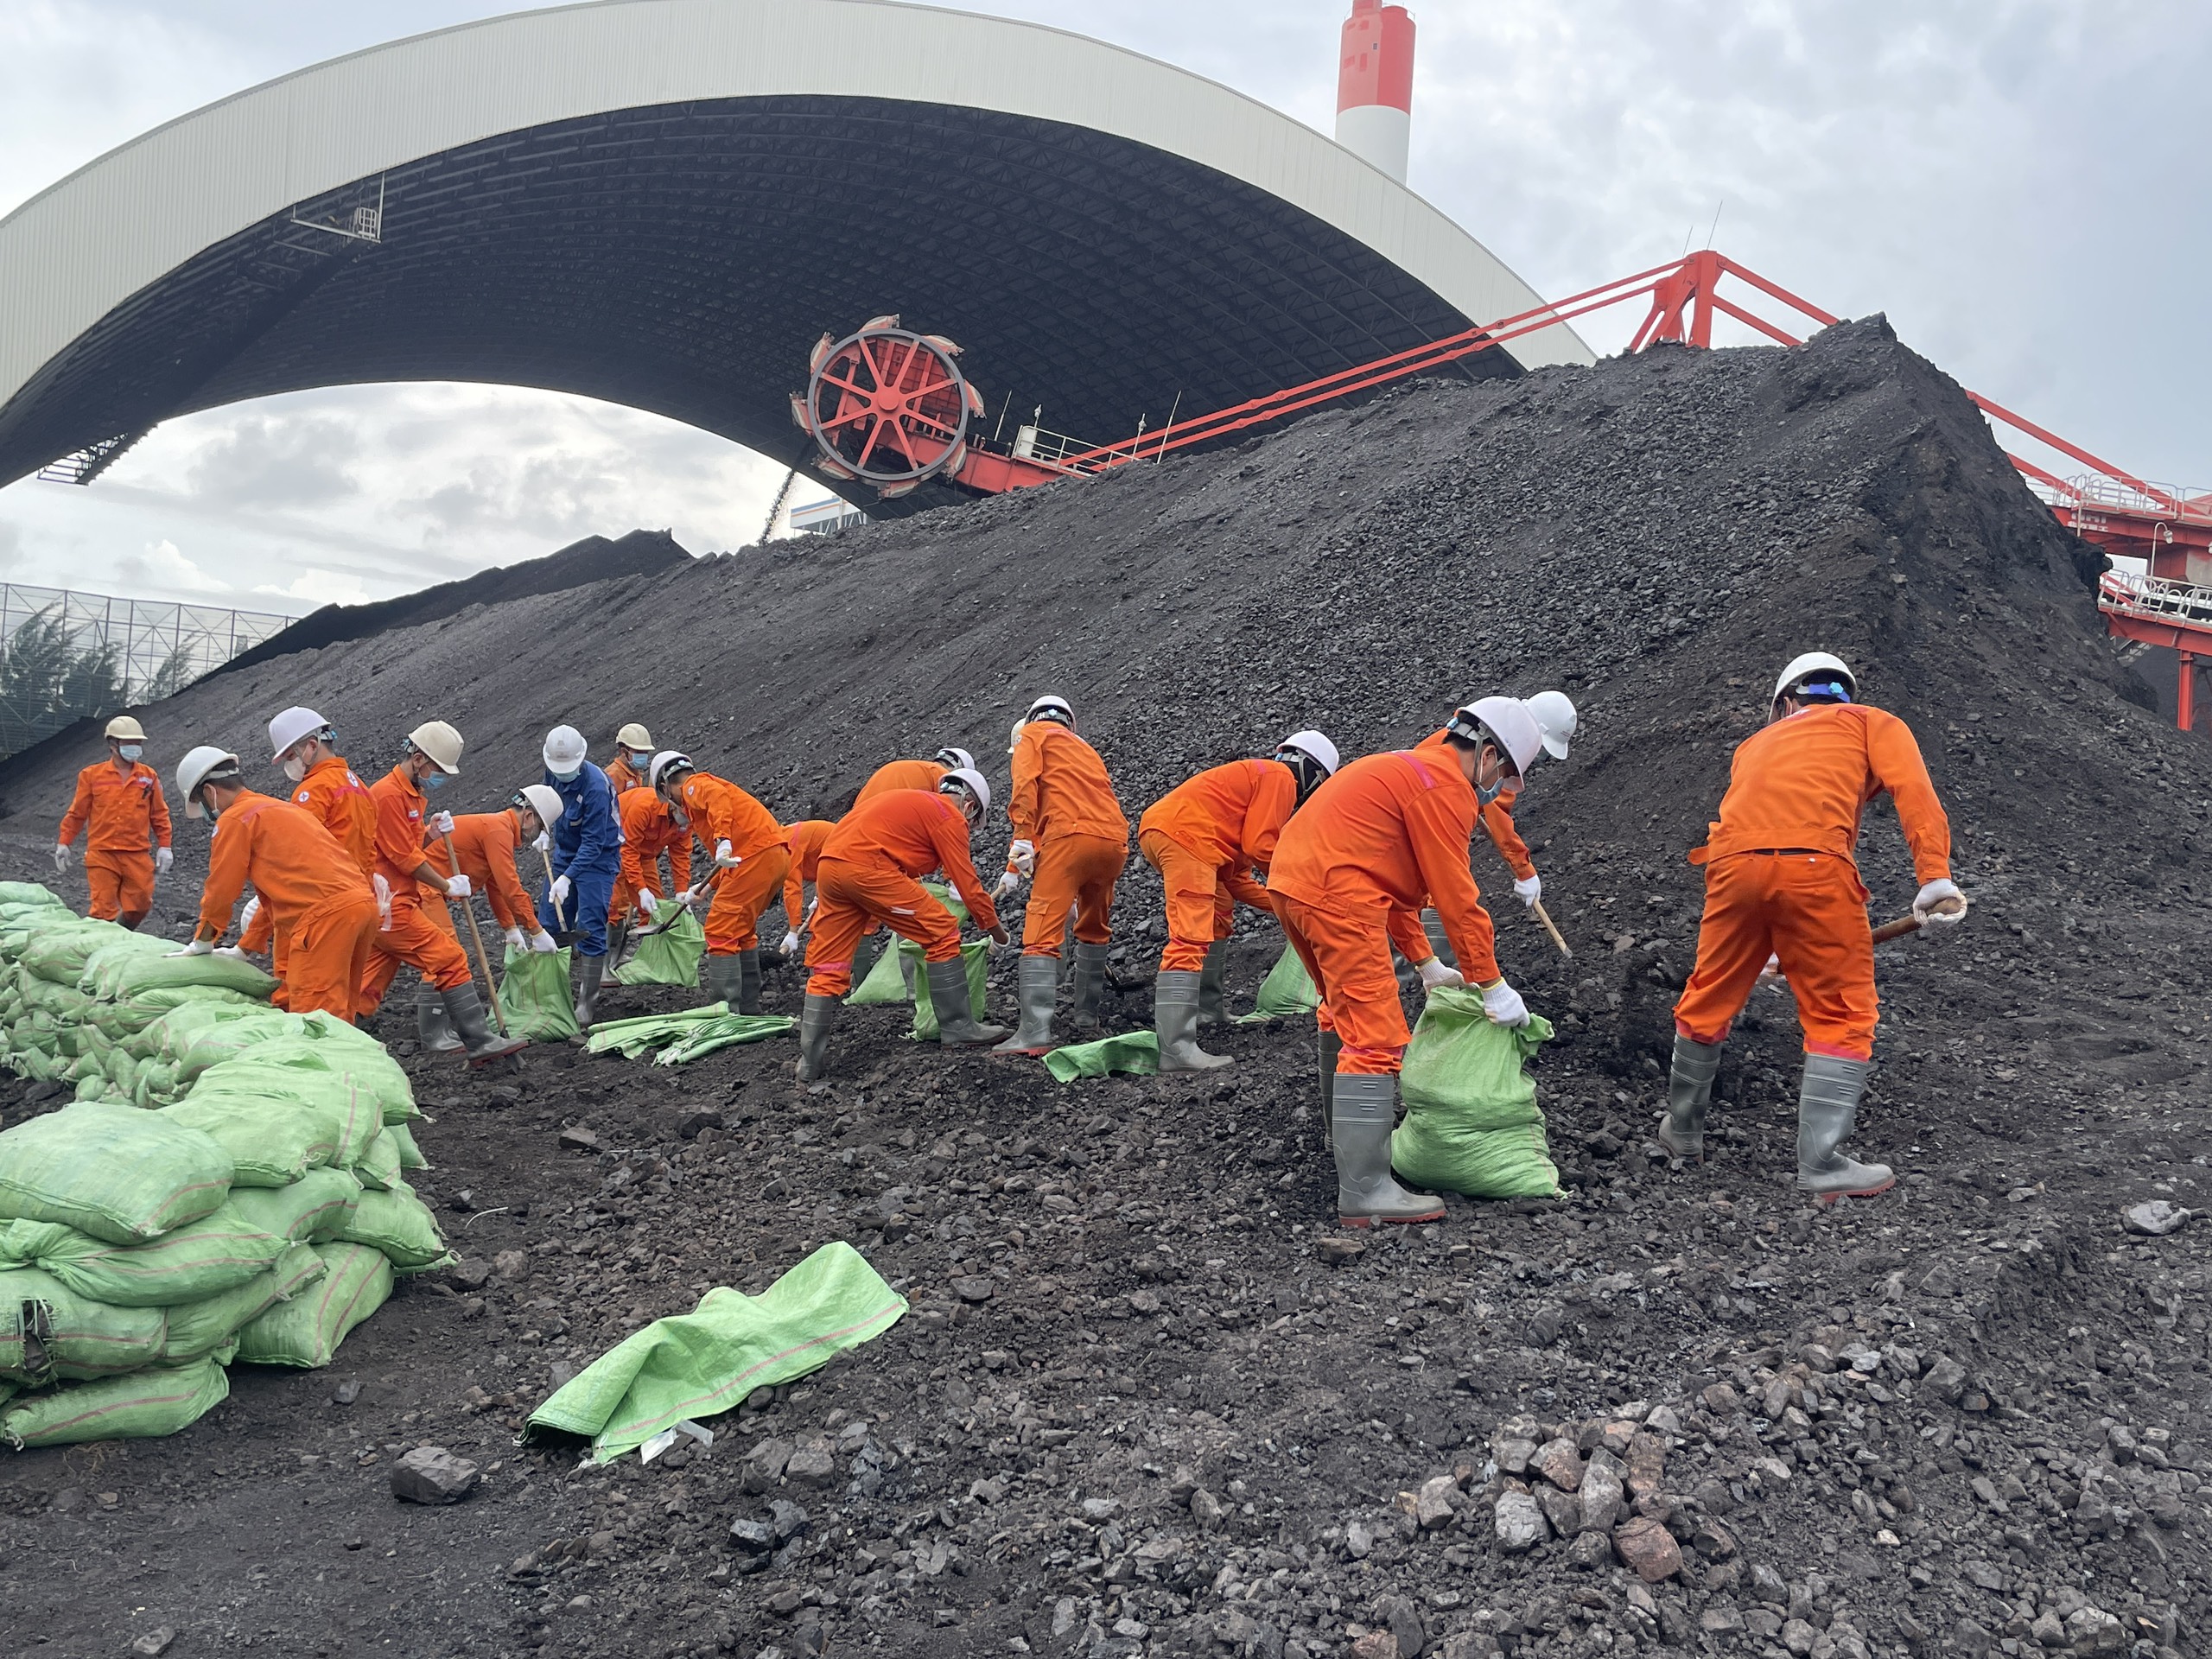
(1764, 896), (1969, 982)
(539, 846), (566, 931)
(637, 865), (728, 938)
(441, 830), (510, 1035)
(1529, 898), (1573, 958)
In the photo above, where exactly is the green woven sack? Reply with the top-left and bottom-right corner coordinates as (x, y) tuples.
(1, 1357), (228, 1448)
(611, 904), (705, 988)
(499, 946), (579, 1041)
(81, 940), (274, 1001)
(232, 1243), (391, 1368)
(1236, 944), (1319, 1024)
(337, 1180), (453, 1272)
(225, 1167), (361, 1245)
(0, 883), (67, 911)
(1389, 992), (1560, 1199)
(844, 935), (912, 1006)
(0, 1102), (233, 1245)
(906, 941), (990, 1042)
(162, 1243), (327, 1362)
(388, 1122), (428, 1172)
(1042, 1031), (1161, 1083)
(19, 923), (154, 987)
(185, 1050), (385, 1164)
(0, 1267), (168, 1382)
(162, 1090), (346, 1189)
(0, 1207), (285, 1306)
(353, 1128), (403, 1192)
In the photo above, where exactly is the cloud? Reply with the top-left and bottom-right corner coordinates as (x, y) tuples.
(0, 518), (19, 574)
(118, 538), (226, 596)
(254, 568), (370, 607)
(183, 412), (361, 509)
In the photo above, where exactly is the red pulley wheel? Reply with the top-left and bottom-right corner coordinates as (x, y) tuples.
(803, 324), (977, 493)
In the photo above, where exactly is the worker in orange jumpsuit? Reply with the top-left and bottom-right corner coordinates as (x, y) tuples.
(238, 708), (375, 996)
(609, 781), (694, 963)
(798, 771), (1010, 1080)
(778, 818), (838, 961)
(55, 715), (172, 928)
(355, 721), (525, 1060)
(1136, 731), (1340, 1071)
(168, 747), (378, 1022)
(415, 788), (558, 1051)
(1664, 653), (1963, 1201)
(854, 746), (975, 808)
(1271, 697), (1546, 1227)
(652, 751), (789, 1014)
(605, 723), (656, 796)
(991, 697), (1128, 1055)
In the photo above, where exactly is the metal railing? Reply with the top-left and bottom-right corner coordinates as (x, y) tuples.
(2098, 569), (2212, 630)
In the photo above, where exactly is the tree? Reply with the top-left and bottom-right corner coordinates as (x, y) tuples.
(135, 644), (200, 703)
(0, 607), (132, 759)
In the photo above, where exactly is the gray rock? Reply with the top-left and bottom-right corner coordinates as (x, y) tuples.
(130, 1630), (176, 1658)
(1922, 1355), (1968, 1404)
(784, 1447), (836, 1486)
(391, 1446), (479, 1504)
(1578, 1452), (1625, 1532)
(2063, 1607), (2125, 1652)
(741, 1438), (793, 1493)
(1493, 1491), (1548, 1553)
(1344, 1519), (1374, 1559)
(1190, 1487), (1226, 1530)
(2124, 1200), (2190, 1236)
(1373, 1593), (1425, 1658)
(1415, 1474), (1459, 1531)
(1535, 1482), (1581, 1538)
(1564, 1529), (1614, 1570)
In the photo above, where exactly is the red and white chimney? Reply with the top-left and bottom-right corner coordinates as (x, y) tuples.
(1335, 0), (1416, 184)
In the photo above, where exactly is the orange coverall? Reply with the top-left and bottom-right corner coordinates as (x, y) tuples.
(197, 791), (378, 1020)
(358, 766), (473, 1012)
(606, 752), (648, 797)
(1675, 703), (1952, 1062)
(1007, 722), (1127, 958)
(673, 772), (790, 957)
(240, 756), (374, 960)
(855, 759), (945, 807)
(804, 791), (1001, 997)
(425, 811), (536, 931)
(1269, 749), (1499, 1077)
(1414, 728), (1536, 880)
(611, 788), (694, 928)
(1137, 758), (1296, 972)
(783, 818), (837, 931)
(58, 760), (172, 926)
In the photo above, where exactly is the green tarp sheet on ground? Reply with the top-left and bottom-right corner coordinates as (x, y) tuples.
(1041, 1031), (1162, 1083)
(611, 905), (706, 987)
(1390, 992), (1560, 1199)
(1235, 944), (1319, 1025)
(526, 1241), (906, 1463)
(499, 947), (580, 1042)
(584, 1005), (792, 1065)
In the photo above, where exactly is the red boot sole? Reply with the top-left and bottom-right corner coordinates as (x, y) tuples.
(1339, 1211), (1446, 1229)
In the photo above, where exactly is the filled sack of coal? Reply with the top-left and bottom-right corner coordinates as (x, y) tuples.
(1389, 991), (1560, 1200)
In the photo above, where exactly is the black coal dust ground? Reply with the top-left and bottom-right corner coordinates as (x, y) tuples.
(4, 316), (2212, 1659)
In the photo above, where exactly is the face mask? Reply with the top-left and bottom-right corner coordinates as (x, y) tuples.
(283, 755), (307, 784)
(423, 772), (448, 791)
(118, 745), (143, 762)
(552, 767), (582, 784)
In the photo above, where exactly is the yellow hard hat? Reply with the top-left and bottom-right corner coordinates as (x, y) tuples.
(616, 722), (653, 752)
(406, 720), (463, 773)
(105, 715), (146, 742)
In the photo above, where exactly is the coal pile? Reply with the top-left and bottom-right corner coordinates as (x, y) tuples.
(3, 317), (2211, 1659)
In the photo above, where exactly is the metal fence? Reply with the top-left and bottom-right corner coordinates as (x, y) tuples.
(0, 583), (298, 760)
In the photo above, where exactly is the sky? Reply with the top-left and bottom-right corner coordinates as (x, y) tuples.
(2, 0), (2207, 613)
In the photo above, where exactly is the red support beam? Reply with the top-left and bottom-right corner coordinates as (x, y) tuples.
(2183, 652), (2198, 734)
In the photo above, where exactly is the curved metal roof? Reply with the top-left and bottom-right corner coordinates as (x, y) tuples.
(0, 0), (1592, 505)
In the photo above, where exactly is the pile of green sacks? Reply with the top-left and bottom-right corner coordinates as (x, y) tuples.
(0, 884), (454, 1447)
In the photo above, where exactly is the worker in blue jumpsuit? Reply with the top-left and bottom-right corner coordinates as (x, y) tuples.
(539, 724), (623, 1026)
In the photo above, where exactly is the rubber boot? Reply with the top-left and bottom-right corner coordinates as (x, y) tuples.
(1318, 1029), (1343, 1147)
(796, 993), (838, 1083)
(1155, 969), (1232, 1072)
(898, 947), (918, 1001)
(416, 982), (462, 1054)
(992, 956), (1059, 1055)
(1332, 1073), (1445, 1227)
(1796, 1054), (1895, 1202)
(608, 918), (634, 972)
(1420, 908), (1455, 969)
(442, 982), (527, 1062)
(573, 953), (606, 1029)
(1657, 1035), (1722, 1162)
(927, 957), (1010, 1047)
(736, 948), (763, 1016)
(704, 952), (743, 1008)
(1196, 941), (1230, 1027)
(850, 932), (887, 995)
(1068, 941), (1111, 1030)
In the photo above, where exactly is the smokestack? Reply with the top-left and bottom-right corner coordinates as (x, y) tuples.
(1335, 0), (1416, 184)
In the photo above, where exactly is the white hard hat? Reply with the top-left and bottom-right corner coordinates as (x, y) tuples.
(616, 722), (654, 752)
(649, 750), (693, 791)
(933, 745), (976, 772)
(105, 715), (147, 742)
(543, 725), (588, 772)
(939, 767), (992, 815)
(407, 721), (463, 773)
(1446, 696), (1544, 779)
(514, 784), (563, 830)
(175, 746), (241, 817)
(268, 706), (330, 760)
(1524, 691), (1579, 761)
(1276, 730), (1340, 777)
(1024, 695), (1074, 727)
(1771, 652), (1858, 707)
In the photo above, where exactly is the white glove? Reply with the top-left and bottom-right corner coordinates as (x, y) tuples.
(992, 869), (1020, 899)
(1480, 977), (1530, 1028)
(52, 844), (68, 871)
(502, 926), (525, 950)
(529, 930), (558, 953)
(444, 874), (473, 899)
(779, 930), (801, 959)
(714, 838), (741, 868)
(239, 895), (261, 933)
(166, 940), (213, 958)
(429, 810), (455, 836)
(156, 847), (174, 876)
(1758, 953), (1785, 983)
(637, 889), (659, 918)
(1513, 874), (1541, 909)
(1419, 957), (1464, 991)
(673, 887), (698, 907)
(213, 945), (248, 961)
(550, 874), (571, 906)
(373, 874), (392, 930)
(1007, 839), (1037, 878)
(1914, 878), (1966, 924)
(531, 832), (550, 854)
